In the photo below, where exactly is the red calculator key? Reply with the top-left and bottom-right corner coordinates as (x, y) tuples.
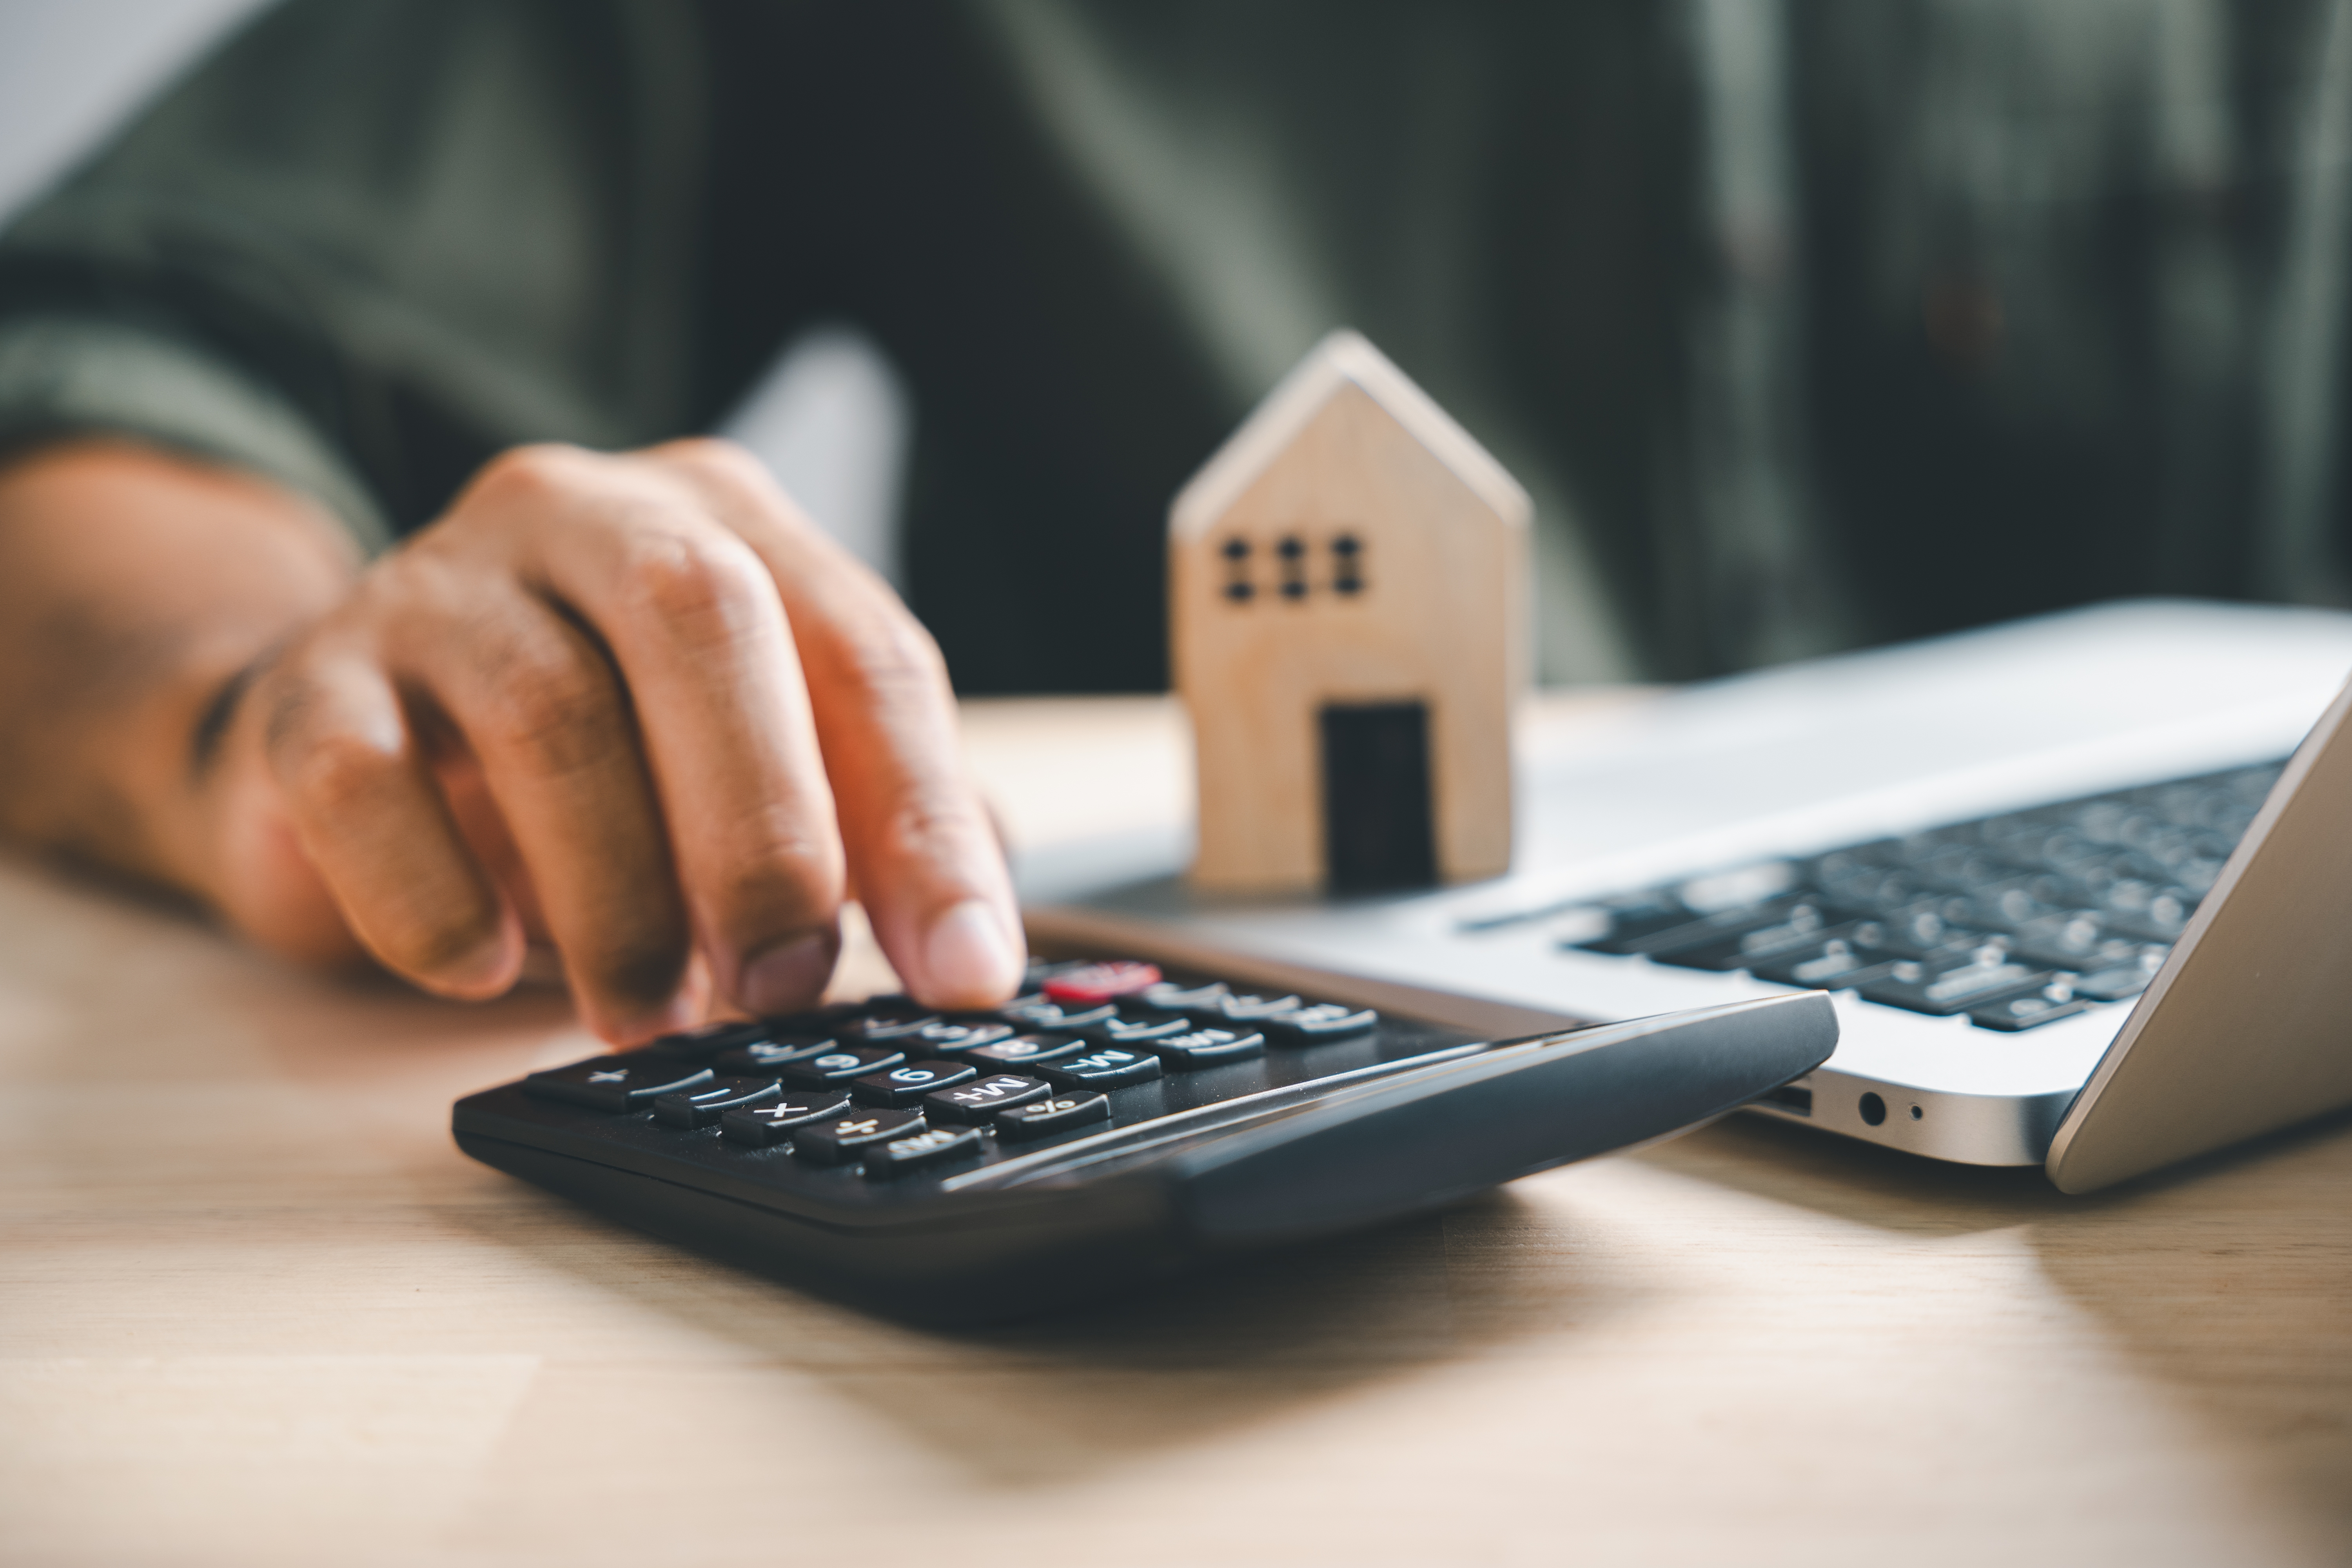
(1042, 961), (1163, 1005)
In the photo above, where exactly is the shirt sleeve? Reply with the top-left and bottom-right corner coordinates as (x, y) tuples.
(0, 312), (391, 551)
(0, 0), (706, 549)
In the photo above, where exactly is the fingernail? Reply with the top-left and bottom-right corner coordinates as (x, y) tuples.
(922, 899), (1020, 1005)
(738, 930), (838, 1015)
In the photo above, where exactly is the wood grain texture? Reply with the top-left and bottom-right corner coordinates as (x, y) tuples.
(3, 694), (2348, 1568)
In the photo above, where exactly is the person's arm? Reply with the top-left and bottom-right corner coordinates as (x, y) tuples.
(0, 437), (1023, 1042)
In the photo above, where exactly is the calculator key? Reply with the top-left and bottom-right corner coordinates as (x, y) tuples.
(1021, 957), (1087, 990)
(898, 1020), (1014, 1056)
(998, 998), (1120, 1031)
(851, 1059), (979, 1107)
(781, 1046), (908, 1085)
(860, 1124), (985, 1178)
(1080, 1013), (1192, 1046)
(652, 1074), (784, 1129)
(719, 1090), (851, 1147)
(1035, 1045), (1164, 1089)
(994, 1092), (1112, 1142)
(1042, 961), (1163, 1005)
(525, 1055), (713, 1112)
(924, 1073), (1052, 1124)
(1210, 992), (1303, 1024)
(838, 1007), (943, 1042)
(713, 1036), (840, 1074)
(1134, 979), (1227, 1015)
(968, 1033), (1088, 1069)
(1257, 1003), (1378, 1044)
(1145, 1028), (1265, 1069)
(793, 1107), (926, 1165)
(647, 1020), (773, 1060)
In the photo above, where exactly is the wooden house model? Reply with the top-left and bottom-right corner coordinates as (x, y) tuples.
(1170, 331), (1531, 893)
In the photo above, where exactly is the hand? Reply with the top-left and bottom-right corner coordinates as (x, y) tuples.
(199, 439), (1020, 1041)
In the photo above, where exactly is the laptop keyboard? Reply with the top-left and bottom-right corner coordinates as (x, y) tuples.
(1556, 760), (2284, 1031)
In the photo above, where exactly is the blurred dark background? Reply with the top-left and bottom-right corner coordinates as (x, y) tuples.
(5, 1), (2351, 694)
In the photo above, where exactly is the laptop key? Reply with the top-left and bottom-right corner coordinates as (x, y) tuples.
(1970, 987), (2092, 1031)
(1555, 893), (1701, 952)
(1746, 934), (1907, 989)
(1573, 897), (1802, 958)
(1861, 955), (2052, 1016)
(1651, 909), (1852, 972)
(2071, 959), (2161, 1003)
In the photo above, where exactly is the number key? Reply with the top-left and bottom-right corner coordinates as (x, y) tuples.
(851, 1059), (978, 1107)
(781, 1046), (907, 1086)
(968, 1034), (1087, 1069)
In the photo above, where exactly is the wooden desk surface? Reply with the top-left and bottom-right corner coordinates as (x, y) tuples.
(5, 695), (2348, 1568)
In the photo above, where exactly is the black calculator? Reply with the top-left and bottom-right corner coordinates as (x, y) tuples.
(452, 958), (1835, 1323)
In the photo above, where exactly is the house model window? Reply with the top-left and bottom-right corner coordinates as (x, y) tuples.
(1170, 331), (1530, 894)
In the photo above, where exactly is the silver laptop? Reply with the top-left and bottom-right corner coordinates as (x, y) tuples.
(1024, 598), (2352, 1193)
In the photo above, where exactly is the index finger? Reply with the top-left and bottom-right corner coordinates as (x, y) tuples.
(645, 440), (1021, 1010)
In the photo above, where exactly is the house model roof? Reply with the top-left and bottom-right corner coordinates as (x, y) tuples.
(1169, 330), (1532, 541)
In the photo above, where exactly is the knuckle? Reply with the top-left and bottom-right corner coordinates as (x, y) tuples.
(617, 525), (770, 639)
(465, 443), (598, 512)
(265, 688), (399, 816)
(659, 436), (768, 490)
(825, 613), (948, 712)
